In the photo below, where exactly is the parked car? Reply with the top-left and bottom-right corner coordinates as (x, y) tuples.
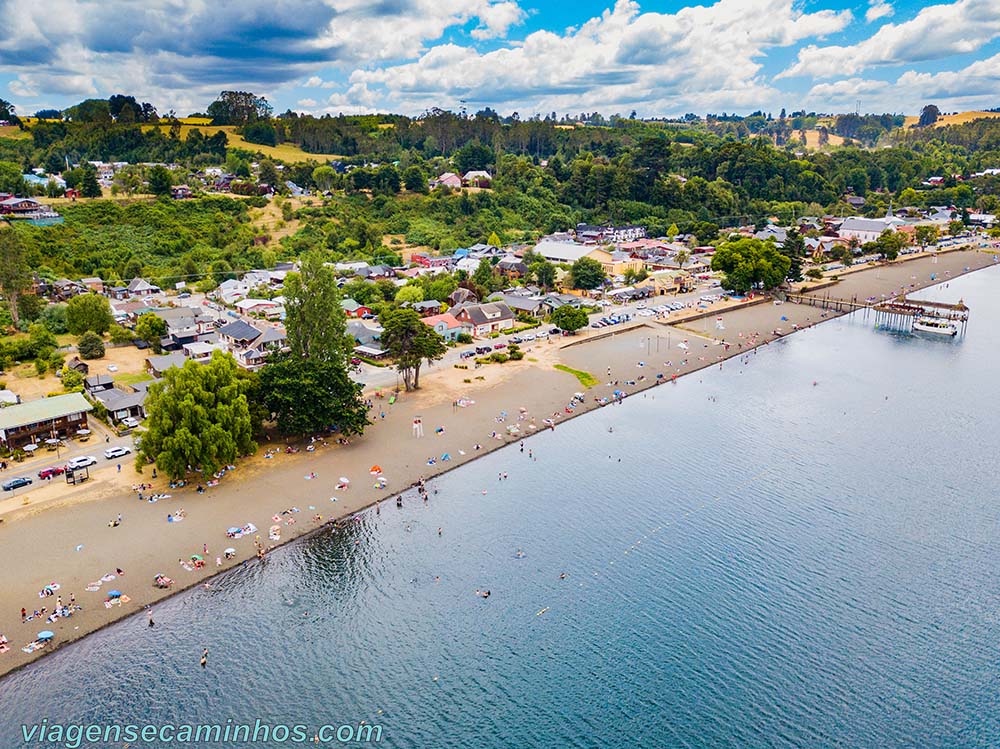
(591, 322), (601, 328)
(350, 357), (362, 365)
(121, 416), (141, 429)
(536, 331), (549, 338)
(549, 328), (562, 335)
(475, 346), (492, 355)
(178, 292), (191, 299)
(104, 446), (131, 460)
(38, 466), (66, 479)
(67, 456), (98, 470)
(493, 343), (507, 350)
(522, 333), (536, 341)
(2, 476), (32, 491)
(459, 351), (476, 359)
(510, 336), (523, 344)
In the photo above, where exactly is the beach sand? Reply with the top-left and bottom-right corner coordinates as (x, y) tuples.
(0, 248), (994, 678)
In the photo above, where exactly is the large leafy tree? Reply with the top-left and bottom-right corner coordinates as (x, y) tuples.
(259, 251), (367, 436)
(137, 352), (256, 480)
(0, 227), (31, 328)
(66, 293), (113, 335)
(207, 91), (272, 125)
(550, 305), (588, 333)
(135, 312), (167, 352)
(380, 308), (446, 391)
(282, 251), (352, 365)
(259, 358), (368, 436)
(77, 331), (105, 359)
(570, 257), (606, 290)
(147, 165), (172, 195)
(710, 238), (791, 293)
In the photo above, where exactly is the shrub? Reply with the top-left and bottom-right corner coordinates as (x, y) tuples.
(77, 331), (106, 359)
(109, 324), (134, 344)
(61, 367), (84, 390)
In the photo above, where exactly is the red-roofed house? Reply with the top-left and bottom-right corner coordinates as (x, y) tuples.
(422, 313), (469, 342)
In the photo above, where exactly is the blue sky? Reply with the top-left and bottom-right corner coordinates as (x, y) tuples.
(1, 0), (999, 118)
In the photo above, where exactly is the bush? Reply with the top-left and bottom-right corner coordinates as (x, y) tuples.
(457, 332), (473, 344)
(109, 324), (134, 344)
(77, 331), (106, 359)
(61, 367), (84, 390)
(805, 268), (823, 280)
(34, 358), (48, 376)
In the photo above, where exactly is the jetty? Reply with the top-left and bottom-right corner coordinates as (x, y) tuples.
(871, 297), (969, 334)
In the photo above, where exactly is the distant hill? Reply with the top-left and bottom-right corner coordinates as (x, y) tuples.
(902, 111), (1000, 129)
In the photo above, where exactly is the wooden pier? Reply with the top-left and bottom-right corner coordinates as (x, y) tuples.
(783, 291), (970, 334)
(871, 297), (969, 334)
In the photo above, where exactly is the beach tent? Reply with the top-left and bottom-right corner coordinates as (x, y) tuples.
(190, 555), (203, 561)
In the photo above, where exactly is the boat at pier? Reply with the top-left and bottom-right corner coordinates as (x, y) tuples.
(913, 316), (958, 337)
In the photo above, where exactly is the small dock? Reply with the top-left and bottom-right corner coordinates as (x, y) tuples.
(872, 297), (969, 334)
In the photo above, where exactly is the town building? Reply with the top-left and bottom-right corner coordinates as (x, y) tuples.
(422, 313), (469, 342)
(452, 302), (516, 337)
(0, 393), (93, 450)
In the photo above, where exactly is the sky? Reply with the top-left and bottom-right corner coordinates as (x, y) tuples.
(1, 0), (999, 119)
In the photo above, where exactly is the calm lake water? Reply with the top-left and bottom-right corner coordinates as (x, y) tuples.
(3, 267), (1000, 749)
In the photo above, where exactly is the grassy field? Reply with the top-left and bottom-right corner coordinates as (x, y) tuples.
(140, 124), (344, 162)
(902, 111), (1000, 128)
(799, 129), (845, 149)
(554, 364), (599, 388)
(0, 125), (30, 140)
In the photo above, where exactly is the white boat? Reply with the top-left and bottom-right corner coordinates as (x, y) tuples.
(913, 316), (958, 337)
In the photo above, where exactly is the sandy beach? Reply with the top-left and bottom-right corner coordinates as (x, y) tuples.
(0, 248), (994, 678)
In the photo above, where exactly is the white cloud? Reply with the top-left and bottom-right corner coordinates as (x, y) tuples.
(803, 52), (1000, 112)
(0, 0), (528, 110)
(347, 0), (851, 115)
(782, 0), (1000, 78)
(865, 0), (894, 22)
(297, 98), (318, 107)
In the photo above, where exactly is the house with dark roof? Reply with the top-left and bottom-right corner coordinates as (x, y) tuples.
(347, 320), (383, 347)
(91, 385), (147, 424)
(83, 374), (115, 395)
(411, 300), (443, 316)
(145, 352), (188, 377)
(497, 256), (528, 278)
(452, 302), (515, 337)
(494, 294), (549, 318)
(447, 287), (478, 306)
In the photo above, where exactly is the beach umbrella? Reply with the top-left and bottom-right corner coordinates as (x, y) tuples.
(37, 631), (54, 641)
(226, 527), (240, 535)
(107, 590), (121, 598)
(23, 444), (38, 452)
(224, 548), (236, 555)
(339, 477), (350, 484)
(76, 429), (91, 436)
(369, 465), (382, 475)
(45, 438), (61, 445)
(190, 554), (203, 561)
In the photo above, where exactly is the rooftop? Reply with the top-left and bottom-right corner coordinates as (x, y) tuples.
(0, 392), (93, 432)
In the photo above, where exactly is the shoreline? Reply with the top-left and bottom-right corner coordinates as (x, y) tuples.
(0, 249), (995, 681)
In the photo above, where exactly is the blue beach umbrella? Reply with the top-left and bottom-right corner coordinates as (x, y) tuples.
(107, 590), (122, 598)
(227, 527), (241, 535)
(37, 631), (54, 641)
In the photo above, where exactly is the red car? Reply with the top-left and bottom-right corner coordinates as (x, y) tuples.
(38, 465), (66, 480)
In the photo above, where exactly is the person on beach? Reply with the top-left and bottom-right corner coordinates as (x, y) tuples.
(20, 607), (26, 623)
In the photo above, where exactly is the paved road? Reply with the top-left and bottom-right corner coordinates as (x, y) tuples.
(354, 282), (726, 390)
(1, 426), (138, 498)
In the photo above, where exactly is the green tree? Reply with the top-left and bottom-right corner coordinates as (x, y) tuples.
(948, 220), (964, 236)
(66, 293), (113, 335)
(667, 223), (679, 240)
(283, 252), (352, 364)
(135, 312), (168, 352)
(39, 304), (68, 334)
(259, 357), (369, 436)
(710, 238), (791, 293)
(395, 285), (424, 304)
(532, 260), (556, 290)
(312, 166), (336, 192)
(258, 159), (279, 187)
(780, 228), (805, 282)
(0, 227), (31, 328)
(137, 352), (256, 480)
(914, 225), (939, 247)
(402, 165), (427, 193)
(917, 105), (940, 128)
(80, 166), (101, 198)
(570, 257), (606, 290)
(550, 305), (588, 333)
(109, 324), (134, 344)
(487, 231), (502, 248)
(147, 165), (173, 196)
(472, 259), (496, 291)
(77, 331), (105, 359)
(60, 366), (84, 391)
(380, 307), (446, 390)
(875, 229), (907, 261)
